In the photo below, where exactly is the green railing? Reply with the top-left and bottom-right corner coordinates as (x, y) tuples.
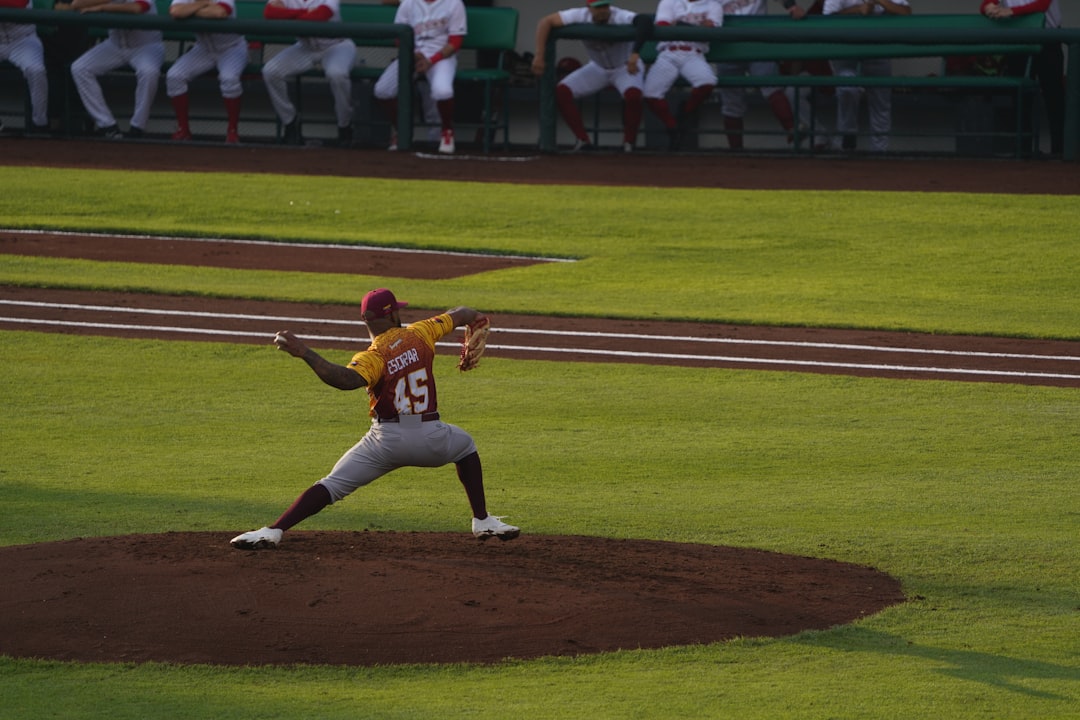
(543, 15), (1080, 160)
(0, 6), (419, 149)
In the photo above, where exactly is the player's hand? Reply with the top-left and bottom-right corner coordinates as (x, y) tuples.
(273, 330), (308, 358)
(530, 57), (545, 77)
(627, 54), (640, 75)
(788, 5), (806, 20)
(415, 52), (431, 74)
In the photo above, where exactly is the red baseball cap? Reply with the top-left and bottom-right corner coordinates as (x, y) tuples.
(361, 288), (408, 318)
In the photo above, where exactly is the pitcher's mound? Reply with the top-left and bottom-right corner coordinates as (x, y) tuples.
(0, 531), (904, 666)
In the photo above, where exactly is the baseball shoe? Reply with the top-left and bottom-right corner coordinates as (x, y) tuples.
(622, 141), (634, 153)
(127, 126), (145, 139)
(100, 124), (123, 140)
(387, 128), (398, 151)
(337, 125), (353, 148)
(666, 127), (682, 152)
(281, 120), (301, 145)
(570, 138), (594, 153)
(472, 515), (520, 542)
(230, 526), (283, 550)
(172, 128), (192, 141)
(438, 129), (455, 154)
(225, 128), (240, 144)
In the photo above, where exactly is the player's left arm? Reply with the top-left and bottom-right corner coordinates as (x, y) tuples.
(273, 330), (366, 390)
(446, 306), (484, 328)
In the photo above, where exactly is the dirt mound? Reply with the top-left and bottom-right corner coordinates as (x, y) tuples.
(0, 531), (904, 666)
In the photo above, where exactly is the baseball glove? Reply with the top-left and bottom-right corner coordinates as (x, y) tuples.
(458, 314), (491, 371)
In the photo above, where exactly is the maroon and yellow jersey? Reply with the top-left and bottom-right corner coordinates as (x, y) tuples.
(347, 313), (456, 419)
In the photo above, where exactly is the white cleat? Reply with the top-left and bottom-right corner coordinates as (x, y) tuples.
(438, 129), (455, 154)
(472, 515), (520, 542)
(230, 526), (283, 550)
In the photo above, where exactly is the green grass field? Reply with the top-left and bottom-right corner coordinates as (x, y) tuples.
(1, 167), (1078, 719)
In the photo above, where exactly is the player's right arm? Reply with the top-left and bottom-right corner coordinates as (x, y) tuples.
(532, 12), (565, 76)
(273, 330), (366, 390)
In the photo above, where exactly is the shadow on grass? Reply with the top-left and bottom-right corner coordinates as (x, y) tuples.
(804, 627), (1076, 700)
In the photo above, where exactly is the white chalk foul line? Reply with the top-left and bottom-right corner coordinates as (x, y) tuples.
(3, 299), (1077, 364)
(2, 316), (1078, 382)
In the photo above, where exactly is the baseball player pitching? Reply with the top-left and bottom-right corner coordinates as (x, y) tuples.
(166, 0), (248, 143)
(643, 0), (724, 151)
(231, 288), (519, 550)
(0, 0), (49, 133)
(262, 0), (357, 146)
(68, 0), (164, 138)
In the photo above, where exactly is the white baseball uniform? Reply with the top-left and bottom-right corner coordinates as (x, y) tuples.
(261, 0), (356, 127)
(716, 0), (786, 118)
(373, 0), (467, 104)
(166, 0), (248, 99)
(644, 0), (723, 100)
(70, 0), (165, 131)
(823, 0), (911, 152)
(0, 0), (48, 127)
(556, 5), (643, 100)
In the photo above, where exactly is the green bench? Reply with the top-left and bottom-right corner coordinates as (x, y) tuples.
(547, 12), (1047, 156)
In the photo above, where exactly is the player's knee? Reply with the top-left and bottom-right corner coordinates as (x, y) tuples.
(555, 83), (575, 102)
(623, 87), (642, 102)
(219, 78), (242, 98)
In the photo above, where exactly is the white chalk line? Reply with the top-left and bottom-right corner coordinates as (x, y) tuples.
(3, 299), (1078, 364)
(3, 314), (1079, 382)
(0, 228), (574, 263)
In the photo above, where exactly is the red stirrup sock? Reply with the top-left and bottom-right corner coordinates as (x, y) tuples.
(622, 87), (643, 144)
(455, 451), (487, 519)
(271, 483), (333, 531)
(170, 93), (190, 134)
(767, 89), (795, 131)
(555, 83), (589, 142)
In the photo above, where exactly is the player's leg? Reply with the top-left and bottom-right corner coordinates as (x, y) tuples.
(321, 39), (356, 143)
(861, 58), (892, 152)
(612, 66), (644, 150)
(644, 54), (681, 150)
(676, 54), (717, 149)
(10, 34), (49, 129)
(231, 428), (396, 550)
(427, 57), (457, 153)
(373, 59), (401, 149)
(70, 41), (124, 134)
(751, 60), (795, 140)
(262, 43), (311, 142)
(127, 42), (164, 135)
(715, 61), (746, 150)
(433, 424), (518, 541)
(830, 58), (859, 150)
(166, 44), (213, 140)
(1033, 41), (1065, 155)
(556, 62), (607, 149)
(217, 40), (247, 143)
